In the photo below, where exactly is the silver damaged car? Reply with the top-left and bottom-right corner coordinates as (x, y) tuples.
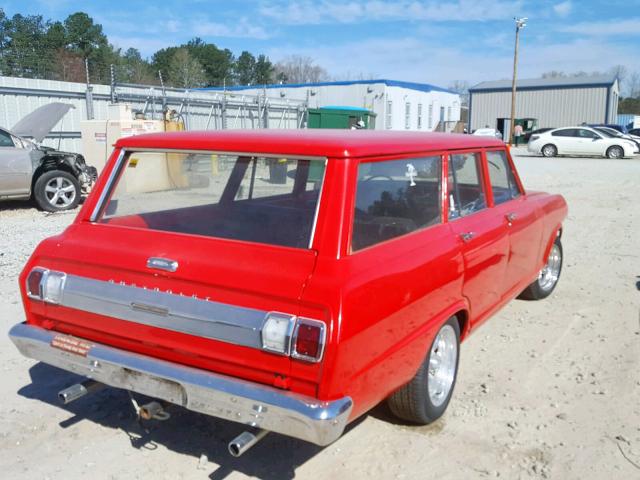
(0, 103), (97, 212)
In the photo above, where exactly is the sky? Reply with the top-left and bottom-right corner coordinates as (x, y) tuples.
(3, 0), (640, 89)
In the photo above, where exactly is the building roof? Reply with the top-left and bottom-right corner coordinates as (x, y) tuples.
(199, 79), (456, 95)
(116, 129), (502, 158)
(470, 75), (617, 92)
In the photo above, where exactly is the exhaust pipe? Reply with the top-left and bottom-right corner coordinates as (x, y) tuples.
(228, 429), (268, 457)
(58, 379), (103, 404)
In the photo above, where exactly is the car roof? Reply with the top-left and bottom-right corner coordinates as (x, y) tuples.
(115, 129), (504, 158)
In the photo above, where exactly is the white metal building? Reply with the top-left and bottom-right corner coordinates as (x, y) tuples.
(468, 75), (619, 132)
(201, 79), (461, 131)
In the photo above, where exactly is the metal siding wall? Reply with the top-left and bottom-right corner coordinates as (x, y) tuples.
(0, 76), (304, 154)
(470, 87), (609, 129)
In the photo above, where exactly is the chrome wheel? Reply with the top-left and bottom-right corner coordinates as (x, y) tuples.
(539, 243), (562, 292)
(44, 176), (76, 208)
(427, 324), (458, 407)
(542, 144), (557, 157)
(607, 146), (623, 159)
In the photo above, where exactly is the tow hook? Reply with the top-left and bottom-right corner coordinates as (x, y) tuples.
(128, 394), (171, 421)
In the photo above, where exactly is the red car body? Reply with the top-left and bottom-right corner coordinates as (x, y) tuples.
(10, 130), (567, 446)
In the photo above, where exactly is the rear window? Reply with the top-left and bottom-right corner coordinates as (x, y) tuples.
(96, 151), (325, 249)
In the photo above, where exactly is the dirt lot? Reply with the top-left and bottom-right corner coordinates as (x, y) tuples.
(0, 150), (639, 479)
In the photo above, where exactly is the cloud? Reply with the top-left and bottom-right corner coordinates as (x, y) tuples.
(558, 18), (640, 36)
(259, 0), (524, 25)
(265, 34), (640, 87)
(109, 36), (176, 57)
(552, 1), (572, 17)
(192, 19), (271, 40)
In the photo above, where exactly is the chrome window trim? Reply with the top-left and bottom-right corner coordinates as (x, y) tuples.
(58, 273), (269, 349)
(89, 149), (127, 222)
(120, 147), (327, 162)
(90, 148), (328, 250)
(307, 158), (327, 249)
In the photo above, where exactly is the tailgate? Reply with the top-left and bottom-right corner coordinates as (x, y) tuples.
(23, 222), (318, 387)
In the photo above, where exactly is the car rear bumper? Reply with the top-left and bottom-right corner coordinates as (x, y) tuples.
(9, 322), (352, 446)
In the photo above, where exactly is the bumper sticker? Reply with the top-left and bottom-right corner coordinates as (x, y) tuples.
(51, 334), (92, 357)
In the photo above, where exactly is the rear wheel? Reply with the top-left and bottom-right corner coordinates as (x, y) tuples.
(606, 146), (624, 159)
(541, 144), (557, 157)
(519, 236), (563, 300)
(34, 170), (80, 212)
(387, 317), (460, 424)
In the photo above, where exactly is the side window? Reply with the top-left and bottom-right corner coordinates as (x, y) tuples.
(448, 152), (486, 219)
(0, 130), (15, 147)
(352, 156), (442, 251)
(577, 129), (598, 139)
(552, 129), (576, 137)
(486, 150), (521, 205)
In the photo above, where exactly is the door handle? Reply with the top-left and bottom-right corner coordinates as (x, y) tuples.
(460, 232), (475, 243)
(505, 213), (518, 223)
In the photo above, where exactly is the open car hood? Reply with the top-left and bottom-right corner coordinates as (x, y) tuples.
(11, 103), (74, 143)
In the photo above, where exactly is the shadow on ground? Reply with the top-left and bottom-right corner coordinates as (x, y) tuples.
(18, 362), (366, 479)
(0, 199), (36, 212)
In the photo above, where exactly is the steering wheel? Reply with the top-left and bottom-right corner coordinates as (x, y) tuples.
(363, 175), (393, 182)
(459, 198), (482, 215)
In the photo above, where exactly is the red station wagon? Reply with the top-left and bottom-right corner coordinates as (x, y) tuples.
(9, 130), (567, 456)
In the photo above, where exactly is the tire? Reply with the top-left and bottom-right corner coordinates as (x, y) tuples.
(541, 144), (557, 157)
(519, 236), (563, 300)
(387, 317), (460, 424)
(606, 146), (624, 159)
(34, 170), (81, 212)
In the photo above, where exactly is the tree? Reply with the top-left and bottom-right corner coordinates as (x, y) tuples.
(54, 48), (85, 82)
(64, 12), (107, 57)
(186, 38), (234, 87)
(626, 71), (640, 99)
(167, 48), (206, 88)
(610, 64), (627, 84)
(448, 80), (470, 106)
(274, 55), (329, 84)
(541, 71), (567, 78)
(3, 13), (51, 78)
(254, 54), (274, 85)
(235, 51), (256, 85)
(119, 47), (155, 84)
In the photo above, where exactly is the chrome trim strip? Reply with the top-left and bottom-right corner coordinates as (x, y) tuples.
(89, 149), (127, 222)
(308, 158), (328, 249)
(9, 323), (352, 446)
(59, 274), (266, 349)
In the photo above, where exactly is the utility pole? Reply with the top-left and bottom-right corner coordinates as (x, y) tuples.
(509, 17), (527, 146)
(84, 58), (94, 120)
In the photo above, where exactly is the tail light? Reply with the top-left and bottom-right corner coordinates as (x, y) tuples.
(292, 318), (326, 362)
(261, 313), (326, 363)
(26, 267), (66, 304)
(530, 135), (540, 142)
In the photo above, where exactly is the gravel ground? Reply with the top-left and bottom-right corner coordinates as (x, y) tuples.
(0, 150), (639, 479)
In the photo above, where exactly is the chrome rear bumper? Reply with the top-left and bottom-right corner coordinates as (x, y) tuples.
(9, 323), (352, 446)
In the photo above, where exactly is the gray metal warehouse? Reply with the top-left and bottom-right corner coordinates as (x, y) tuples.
(468, 75), (619, 136)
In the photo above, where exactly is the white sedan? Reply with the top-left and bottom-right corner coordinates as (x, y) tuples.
(528, 126), (638, 159)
